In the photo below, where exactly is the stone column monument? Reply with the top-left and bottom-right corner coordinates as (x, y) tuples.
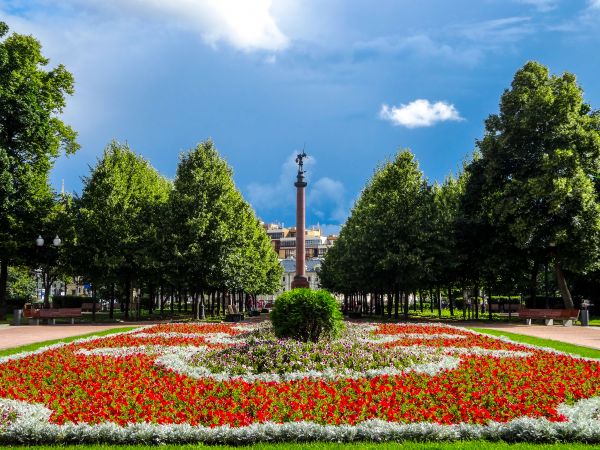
(291, 150), (310, 289)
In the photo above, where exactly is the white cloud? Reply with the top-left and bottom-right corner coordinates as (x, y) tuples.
(379, 100), (463, 128)
(458, 17), (533, 43)
(353, 34), (483, 66)
(247, 151), (315, 213)
(247, 152), (348, 225)
(589, 0), (600, 9)
(30, 0), (289, 52)
(308, 177), (348, 223)
(515, 0), (558, 11)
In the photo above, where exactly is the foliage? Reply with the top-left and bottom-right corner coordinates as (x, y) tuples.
(472, 61), (600, 307)
(270, 288), (344, 342)
(0, 21), (78, 318)
(321, 151), (431, 302)
(168, 140), (282, 318)
(73, 141), (170, 318)
(6, 266), (35, 299)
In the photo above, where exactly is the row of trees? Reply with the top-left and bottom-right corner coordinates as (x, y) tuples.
(0, 22), (282, 320)
(68, 140), (281, 320)
(320, 61), (600, 318)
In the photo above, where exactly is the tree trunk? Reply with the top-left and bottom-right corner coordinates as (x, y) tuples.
(199, 290), (206, 320)
(170, 286), (175, 314)
(436, 285), (442, 318)
(419, 289), (423, 312)
(555, 260), (575, 309)
(92, 285), (96, 322)
(448, 285), (454, 317)
(160, 284), (165, 315)
(0, 259), (8, 321)
(474, 282), (479, 320)
(488, 286), (493, 321)
(393, 289), (399, 320)
(109, 283), (115, 319)
(429, 288), (434, 313)
(124, 278), (131, 320)
(44, 272), (52, 308)
(148, 283), (154, 315)
(529, 261), (539, 305)
(403, 291), (409, 320)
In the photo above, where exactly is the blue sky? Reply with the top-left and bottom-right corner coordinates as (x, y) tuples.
(2, 0), (600, 234)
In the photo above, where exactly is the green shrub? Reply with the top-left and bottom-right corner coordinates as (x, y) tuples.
(270, 288), (344, 342)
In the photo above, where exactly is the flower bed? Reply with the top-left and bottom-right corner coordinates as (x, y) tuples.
(0, 322), (599, 444)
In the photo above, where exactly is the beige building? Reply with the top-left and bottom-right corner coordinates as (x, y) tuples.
(263, 223), (337, 259)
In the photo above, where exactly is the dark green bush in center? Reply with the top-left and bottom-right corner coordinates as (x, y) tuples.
(270, 288), (344, 342)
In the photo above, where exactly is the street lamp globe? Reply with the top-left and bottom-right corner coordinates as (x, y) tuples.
(53, 235), (62, 247)
(36, 235), (44, 247)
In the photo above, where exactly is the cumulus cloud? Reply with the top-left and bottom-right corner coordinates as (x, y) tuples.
(308, 177), (348, 223)
(589, 0), (600, 8)
(124, 0), (288, 51)
(27, 0), (289, 52)
(379, 99), (463, 128)
(247, 152), (348, 225)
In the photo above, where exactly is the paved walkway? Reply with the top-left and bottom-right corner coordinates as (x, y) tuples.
(458, 322), (600, 350)
(2, 320), (600, 352)
(0, 323), (145, 351)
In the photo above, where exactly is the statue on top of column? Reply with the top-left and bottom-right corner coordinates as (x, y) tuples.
(295, 150), (308, 174)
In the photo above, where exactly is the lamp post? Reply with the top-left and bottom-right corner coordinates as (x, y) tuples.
(36, 235), (62, 308)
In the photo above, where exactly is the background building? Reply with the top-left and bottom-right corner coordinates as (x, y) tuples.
(258, 223), (338, 305)
(263, 223), (337, 259)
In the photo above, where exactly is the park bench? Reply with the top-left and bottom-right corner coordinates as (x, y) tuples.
(518, 308), (580, 326)
(224, 304), (244, 322)
(81, 302), (96, 313)
(24, 304), (82, 325)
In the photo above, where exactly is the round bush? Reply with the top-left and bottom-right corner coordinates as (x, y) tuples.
(270, 288), (344, 342)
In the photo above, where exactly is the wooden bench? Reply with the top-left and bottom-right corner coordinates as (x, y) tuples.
(26, 307), (82, 325)
(81, 302), (96, 313)
(519, 308), (580, 326)
(224, 304), (244, 322)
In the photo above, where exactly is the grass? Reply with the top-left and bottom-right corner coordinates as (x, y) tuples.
(0, 326), (139, 357)
(471, 328), (600, 359)
(1, 441), (600, 449)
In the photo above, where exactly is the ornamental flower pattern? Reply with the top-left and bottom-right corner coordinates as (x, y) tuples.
(0, 321), (599, 444)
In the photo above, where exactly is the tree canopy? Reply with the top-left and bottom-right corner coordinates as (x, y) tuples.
(0, 21), (78, 318)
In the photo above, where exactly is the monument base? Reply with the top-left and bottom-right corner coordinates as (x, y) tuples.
(291, 275), (310, 289)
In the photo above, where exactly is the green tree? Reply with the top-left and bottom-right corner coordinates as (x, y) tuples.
(74, 141), (170, 319)
(0, 22), (79, 318)
(322, 150), (430, 318)
(7, 265), (35, 299)
(170, 140), (241, 319)
(475, 61), (600, 308)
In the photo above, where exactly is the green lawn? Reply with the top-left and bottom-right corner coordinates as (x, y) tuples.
(2, 441), (600, 449)
(471, 327), (600, 359)
(0, 327), (138, 357)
